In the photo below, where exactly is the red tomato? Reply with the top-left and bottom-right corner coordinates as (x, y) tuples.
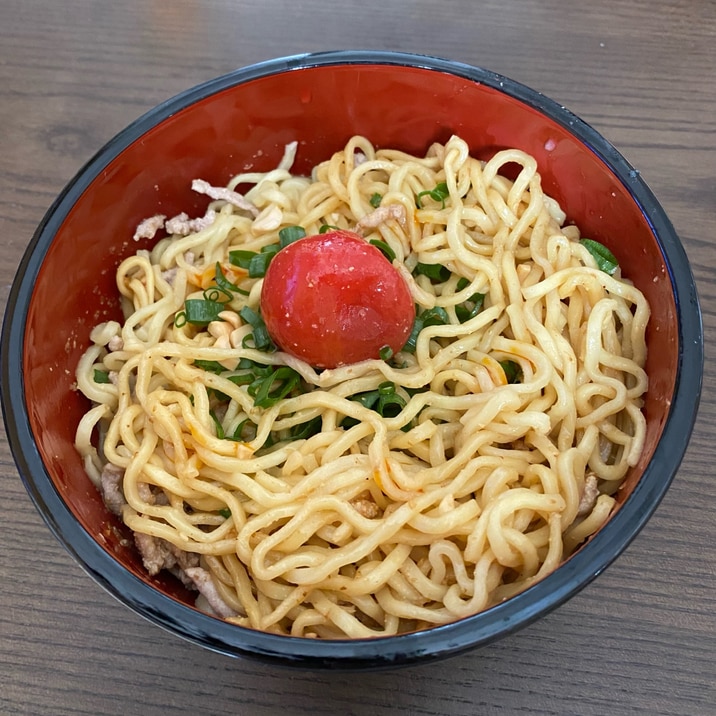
(261, 230), (414, 368)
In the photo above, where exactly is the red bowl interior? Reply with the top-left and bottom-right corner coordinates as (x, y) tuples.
(23, 63), (678, 604)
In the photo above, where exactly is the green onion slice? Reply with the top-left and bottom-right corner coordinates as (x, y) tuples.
(228, 250), (255, 270)
(250, 366), (302, 408)
(279, 225), (307, 248)
(580, 238), (619, 275)
(416, 181), (449, 209)
(369, 192), (382, 208)
(239, 306), (274, 351)
(194, 359), (227, 375)
(247, 251), (273, 278)
(209, 409), (225, 439)
(214, 262), (241, 294)
(180, 298), (225, 325)
(414, 262), (451, 283)
(401, 306), (450, 353)
(499, 360), (523, 384)
(93, 369), (111, 384)
(319, 224), (340, 234)
(369, 239), (396, 262)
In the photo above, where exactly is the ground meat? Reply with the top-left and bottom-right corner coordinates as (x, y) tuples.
(165, 209), (217, 236)
(356, 204), (407, 233)
(191, 179), (259, 217)
(100, 463), (126, 516)
(134, 533), (174, 576)
(133, 533), (200, 577)
(350, 492), (381, 519)
(133, 214), (166, 242)
(577, 474), (600, 516)
(136, 482), (154, 504)
(184, 567), (238, 618)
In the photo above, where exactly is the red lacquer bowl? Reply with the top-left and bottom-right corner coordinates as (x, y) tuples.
(1, 51), (703, 669)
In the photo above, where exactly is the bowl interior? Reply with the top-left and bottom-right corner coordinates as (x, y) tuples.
(20, 61), (679, 619)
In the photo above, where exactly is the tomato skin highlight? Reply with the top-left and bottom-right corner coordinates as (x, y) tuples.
(261, 230), (414, 369)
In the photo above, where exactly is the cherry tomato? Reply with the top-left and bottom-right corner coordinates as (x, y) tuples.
(261, 230), (414, 368)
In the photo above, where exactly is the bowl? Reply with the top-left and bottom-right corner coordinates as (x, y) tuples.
(1, 50), (703, 669)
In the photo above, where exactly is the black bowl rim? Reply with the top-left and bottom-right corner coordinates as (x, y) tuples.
(0, 50), (704, 669)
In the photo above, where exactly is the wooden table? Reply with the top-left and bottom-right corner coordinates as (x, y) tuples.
(1, 1), (714, 714)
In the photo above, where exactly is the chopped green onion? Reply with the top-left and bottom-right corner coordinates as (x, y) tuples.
(455, 292), (485, 323)
(378, 381), (395, 395)
(369, 192), (382, 208)
(202, 286), (233, 303)
(194, 360), (227, 375)
(343, 381), (406, 426)
(229, 249), (256, 270)
(226, 373), (255, 387)
(237, 357), (259, 370)
(402, 316), (423, 354)
(416, 181), (449, 209)
(248, 251), (274, 278)
(279, 225), (307, 248)
(214, 262), (241, 294)
(239, 306), (274, 351)
(179, 298), (225, 326)
(379, 344), (394, 361)
(580, 238), (619, 275)
(377, 389), (406, 418)
(209, 409), (225, 439)
(369, 239), (396, 262)
(401, 306), (450, 353)
(414, 262), (451, 283)
(290, 416), (323, 440)
(93, 369), (111, 384)
(420, 306), (450, 327)
(228, 418), (255, 442)
(319, 224), (340, 234)
(218, 508), (232, 519)
(499, 360), (523, 384)
(249, 366), (302, 408)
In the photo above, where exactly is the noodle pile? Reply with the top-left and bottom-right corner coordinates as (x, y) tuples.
(74, 135), (649, 638)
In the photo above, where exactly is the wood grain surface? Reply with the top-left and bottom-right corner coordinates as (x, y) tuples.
(1, 1), (714, 714)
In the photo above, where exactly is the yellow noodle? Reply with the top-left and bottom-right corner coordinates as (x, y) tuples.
(75, 135), (650, 638)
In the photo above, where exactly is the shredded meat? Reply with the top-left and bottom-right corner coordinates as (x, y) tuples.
(133, 214), (166, 242)
(577, 474), (600, 516)
(165, 209), (217, 236)
(356, 204), (407, 233)
(191, 179), (259, 217)
(100, 463), (125, 516)
(134, 533), (200, 577)
(184, 567), (238, 618)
